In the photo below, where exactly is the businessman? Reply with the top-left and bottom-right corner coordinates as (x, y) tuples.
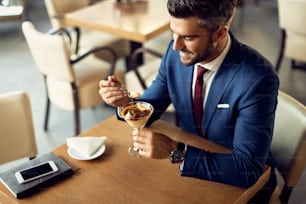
(99, 0), (279, 203)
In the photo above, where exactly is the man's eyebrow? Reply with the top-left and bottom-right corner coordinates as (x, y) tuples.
(169, 28), (200, 38)
(183, 34), (200, 38)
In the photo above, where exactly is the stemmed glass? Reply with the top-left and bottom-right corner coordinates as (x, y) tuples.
(118, 101), (154, 158)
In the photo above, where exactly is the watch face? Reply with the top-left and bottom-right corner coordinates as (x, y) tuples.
(170, 150), (184, 163)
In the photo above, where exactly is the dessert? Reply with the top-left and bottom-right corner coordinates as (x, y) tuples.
(120, 102), (153, 128)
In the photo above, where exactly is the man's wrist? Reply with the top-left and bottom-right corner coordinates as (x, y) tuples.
(169, 142), (185, 163)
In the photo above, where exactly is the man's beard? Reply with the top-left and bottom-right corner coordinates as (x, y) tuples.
(180, 38), (215, 66)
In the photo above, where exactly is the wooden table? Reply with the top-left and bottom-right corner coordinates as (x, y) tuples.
(64, 0), (170, 43)
(0, 116), (271, 204)
(0, 0), (25, 21)
(64, 0), (170, 67)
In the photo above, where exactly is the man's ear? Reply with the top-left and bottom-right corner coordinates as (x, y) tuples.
(212, 26), (228, 42)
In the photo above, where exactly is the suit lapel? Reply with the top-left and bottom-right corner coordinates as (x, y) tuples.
(203, 64), (239, 133)
(181, 65), (194, 114)
(202, 35), (242, 135)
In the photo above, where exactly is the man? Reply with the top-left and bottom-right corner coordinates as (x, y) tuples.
(99, 0), (279, 202)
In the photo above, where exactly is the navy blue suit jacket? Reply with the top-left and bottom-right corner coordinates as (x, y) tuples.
(140, 34), (279, 188)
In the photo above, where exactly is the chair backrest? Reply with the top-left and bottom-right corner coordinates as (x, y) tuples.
(278, 0), (306, 35)
(125, 48), (163, 93)
(125, 59), (161, 94)
(277, 0), (306, 61)
(271, 91), (306, 188)
(44, 0), (89, 28)
(22, 21), (76, 82)
(0, 91), (38, 164)
(124, 48), (176, 115)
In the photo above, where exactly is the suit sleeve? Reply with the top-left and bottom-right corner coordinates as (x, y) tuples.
(139, 47), (174, 126)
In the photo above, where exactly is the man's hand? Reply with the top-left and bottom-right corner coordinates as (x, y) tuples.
(99, 75), (131, 107)
(132, 129), (177, 159)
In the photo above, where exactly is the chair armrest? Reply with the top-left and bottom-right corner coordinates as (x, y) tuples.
(236, 166), (271, 203)
(47, 27), (73, 48)
(47, 26), (80, 54)
(70, 46), (118, 78)
(128, 47), (163, 89)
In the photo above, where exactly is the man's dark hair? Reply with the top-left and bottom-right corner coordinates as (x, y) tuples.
(167, 0), (238, 32)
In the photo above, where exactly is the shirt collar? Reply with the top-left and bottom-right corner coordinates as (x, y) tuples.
(196, 34), (231, 72)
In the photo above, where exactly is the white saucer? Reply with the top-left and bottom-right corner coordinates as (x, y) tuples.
(68, 144), (106, 160)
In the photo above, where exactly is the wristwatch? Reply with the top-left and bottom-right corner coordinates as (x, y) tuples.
(169, 142), (185, 163)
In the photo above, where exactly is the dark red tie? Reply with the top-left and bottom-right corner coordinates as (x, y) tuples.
(193, 66), (207, 135)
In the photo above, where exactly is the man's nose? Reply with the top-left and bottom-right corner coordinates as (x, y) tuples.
(172, 35), (184, 51)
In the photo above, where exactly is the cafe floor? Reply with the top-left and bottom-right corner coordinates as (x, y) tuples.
(0, 0), (305, 203)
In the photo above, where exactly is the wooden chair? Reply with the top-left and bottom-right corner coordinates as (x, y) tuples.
(275, 0), (306, 72)
(269, 91), (306, 203)
(44, 0), (130, 64)
(22, 21), (125, 136)
(0, 91), (38, 164)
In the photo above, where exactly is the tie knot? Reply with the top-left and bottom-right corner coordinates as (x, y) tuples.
(196, 66), (207, 79)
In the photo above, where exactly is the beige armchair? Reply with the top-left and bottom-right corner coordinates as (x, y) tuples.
(269, 91), (306, 203)
(22, 21), (125, 136)
(44, 0), (130, 64)
(0, 91), (38, 164)
(275, 0), (306, 72)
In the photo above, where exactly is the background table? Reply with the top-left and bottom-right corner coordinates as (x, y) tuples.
(64, 0), (170, 43)
(0, 0), (25, 21)
(64, 0), (170, 67)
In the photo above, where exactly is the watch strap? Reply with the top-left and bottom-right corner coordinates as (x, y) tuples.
(169, 142), (185, 163)
(177, 142), (185, 151)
